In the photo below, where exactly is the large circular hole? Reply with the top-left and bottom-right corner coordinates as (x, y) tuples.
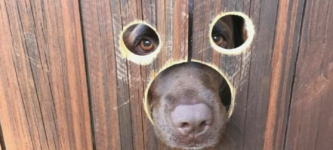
(119, 21), (161, 65)
(144, 61), (235, 123)
(210, 12), (255, 55)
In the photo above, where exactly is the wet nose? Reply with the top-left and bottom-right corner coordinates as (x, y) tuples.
(171, 103), (213, 136)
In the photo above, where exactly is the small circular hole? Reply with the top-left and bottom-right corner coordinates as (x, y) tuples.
(210, 12), (255, 55)
(119, 21), (162, 65)
(122, 24), (160, 55)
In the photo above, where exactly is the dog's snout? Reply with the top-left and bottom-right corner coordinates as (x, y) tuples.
(171, 103), (213, 136)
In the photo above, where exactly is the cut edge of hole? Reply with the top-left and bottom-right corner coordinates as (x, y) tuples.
(191, 60), (235, 119)
(209, 11), (255, 55)
(119, 20), (162, 65)
(143, 60), (236, 125)
(143, 59), (188, 124)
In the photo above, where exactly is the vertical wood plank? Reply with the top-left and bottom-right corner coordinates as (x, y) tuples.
(263, 0), (306, 149)
(0, 2), (33, 148)
(80, 0), (121, 149)
(127, 1), (145, 149)
(285, 0), (333, 149)
(0, 0), (92, 149)
(116, 0), (138, 149)
(241, 0), (279, 149)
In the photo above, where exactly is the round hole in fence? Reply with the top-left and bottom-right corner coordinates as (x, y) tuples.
(143, 61), (235, 124)
(210, 12), (255, 55)
(119, 21), (161, 65)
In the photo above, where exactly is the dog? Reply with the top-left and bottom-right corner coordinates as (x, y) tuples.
(148, 62), (231, 149)
(123, 15), (244, 149)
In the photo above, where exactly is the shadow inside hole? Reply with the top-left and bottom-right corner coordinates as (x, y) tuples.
(122, 23), (160, 56)
(212, 15), (247, 49)
(219, 79), (231, 111)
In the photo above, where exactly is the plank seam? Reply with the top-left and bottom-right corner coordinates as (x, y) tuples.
(6, 0), (36, 148)
(116, 0), (134, 148)
(0, 119), (5, 150)
(187, 0), (193, 61)
(254, 0), (264, 148)
(25, 0), (53, 148)
(282, 0), (308, 149)
(78, 0), (96, 149)
(242, 0), (264, 149)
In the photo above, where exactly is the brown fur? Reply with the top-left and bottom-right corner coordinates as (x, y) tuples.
(148, 63), (228, 149)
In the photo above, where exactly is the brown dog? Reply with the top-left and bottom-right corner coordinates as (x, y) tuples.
(148, 62), (230, 149)
(123, 15), (242, 149)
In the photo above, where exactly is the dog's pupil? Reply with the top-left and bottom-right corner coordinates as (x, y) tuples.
(143, 39), (151, 47)
(213, 35), (219, 41)
(212, 34), (224, 45)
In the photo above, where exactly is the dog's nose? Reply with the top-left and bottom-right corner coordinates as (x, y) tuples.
(171, 103), (213, 136)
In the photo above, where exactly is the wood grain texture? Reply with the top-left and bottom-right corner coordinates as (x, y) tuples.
(285, 0), (333, 149)
(80, 0), (121, 149)
(263, 0), (306, 149)
(191, 0), (280, 149)
(0, 0), (92, 149)
(1, 0), (333, 149)
(81, 0), (188, 149)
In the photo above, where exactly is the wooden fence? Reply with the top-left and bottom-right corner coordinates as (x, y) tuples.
(0, 0), (332, 149)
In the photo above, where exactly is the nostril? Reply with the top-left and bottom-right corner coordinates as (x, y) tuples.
(199, 121), (207, 128)
(197, 120), (210, 133)
(177, 122), (193, 136)
(180, 122), (190, 128)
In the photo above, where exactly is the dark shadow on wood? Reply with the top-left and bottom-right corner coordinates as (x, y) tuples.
(78, 0), (96, 149)
(282, 0), (308, 149)
(188, 0), (194, 61)
(232, 15), (245, 48)
(219, 78), (232, 111)
(0, 121), (5, 150)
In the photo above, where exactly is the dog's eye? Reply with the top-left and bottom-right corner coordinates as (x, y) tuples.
(212, 34), (227, 47)
(138, 38), (155, 52)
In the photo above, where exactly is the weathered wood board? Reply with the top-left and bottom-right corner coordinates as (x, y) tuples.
(0, 0), (92, 149)
(0, 0), (332, 150)
(285, 0), (333, 149)
(80, 0), (188, 149)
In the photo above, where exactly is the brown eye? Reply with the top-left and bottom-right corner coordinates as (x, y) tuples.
(139, 38), (154, 51)
(213, 34), (224, 46)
